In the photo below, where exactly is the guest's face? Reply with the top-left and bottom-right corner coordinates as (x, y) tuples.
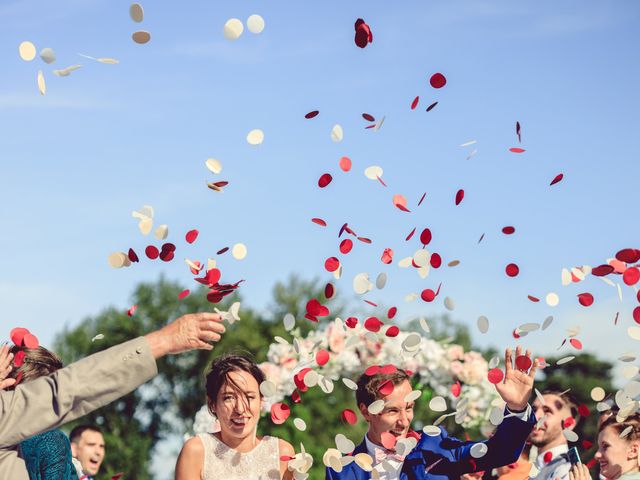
(212, 370), (262, 441)
(71, 430), (105, 476)
(594, 426), (640, 480)
(530, 394), (573, 448)
(359, 379), (414, 448)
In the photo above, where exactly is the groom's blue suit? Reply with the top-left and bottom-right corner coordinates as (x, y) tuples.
(326, 408), (536, 480)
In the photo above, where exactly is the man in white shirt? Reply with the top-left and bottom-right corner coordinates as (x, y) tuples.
(326, 347), (539, 480)
(529, 390), (580, 480)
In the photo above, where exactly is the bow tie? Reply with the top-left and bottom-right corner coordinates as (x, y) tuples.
(374, 447), (406, 463)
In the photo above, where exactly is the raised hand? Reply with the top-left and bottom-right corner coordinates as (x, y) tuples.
(494, 346), (538, 411)
(569, 463), (592, 480)
(145, 312), (226, 358)
(0, 343), (16, 390)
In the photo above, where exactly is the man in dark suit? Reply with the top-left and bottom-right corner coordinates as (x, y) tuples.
(326, 347), (538, 480)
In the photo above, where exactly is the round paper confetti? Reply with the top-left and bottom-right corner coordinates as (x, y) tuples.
(487, 368), (504, 384)
(246, 14), (265, 34)
(37, 70), (46, 95)
(470, 443), (488, 458)
(224, 18), (244, 40)
(430, 73), (446, 89)
(506, 263), (520, 277)
(477, 316), (489, 334)
(19, 41), (36, 61)
(339, 156), (352, 172)
(39, 48), (56, 64)
(341, 409), (357, 425)
(129, 3), (144, 22)
(429, 396), (447, 412)
(108, 252), (127, 268)
(444, 297), (455, 311)
(557, 356), (575, 365)
(546, 293), (560, 307)
(342, 378), (358, 390)
(316, 349), (330, 366)
(293, 418), (307, 431)
(132, 31), (151, 44)
(368, 399), (385, 415)
(260, 380), (277, 397)
(577, 292), (594, 307)
(305, 110), (319, 119)
(623, 267), (640, 286)
(232, 243), (247, 260)
(331, 124), (344, 142)
(335, 434), (355, 454)
(246, 129), (264, 145)
(364, 166), (383, 180)
(205, 158), (222, 174)
(423, 425), (441, 436)
(318, 173), (333, 188)
(376, 273), (387, 289)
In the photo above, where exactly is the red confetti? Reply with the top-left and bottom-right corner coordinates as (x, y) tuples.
(578, 404), (591, 417)
(455, 189), (464, 205)
(280, 455), (294, 462)
(509, 148), (526, 154)
(417, 192), (427, 206)
(325, 283), (335, 299)
(354, 18), (373, 49)
(342, 409), (358, 425)
(13, 350), (25, 367)
(127, 305), (138, 317)
(216, 247), (229, 255)
(563, 417), (576, 429)
(512, 328), (521, 339)
(405, 227), (417, 241)
(380, 432), (397, 450)
(128, 248), (139, 262)
(623, 267), (640, 286)
(505, 263), (520, 277)
(550, 173), (564, 186)
(339, 239), (353, 254)
(582, 440), (594, 449)
(451, 381), (462, 398)
(22, 334), (39, 349)
(270, 403), (291, 425)
(291, 390), (301, 403)
(324, 257), (340, 272)
(345, 317), (358, 328)
(592, 264), (614, 276)
(145, 245), (159, 259)
(430, 253), (442, 269)
(543, 452), (553, 464)
(364, 365), (381, 376)
(305, 110), (319, 119)
(528, 295), (540, 302)
(515, 355), (532, 371)
(387, 307), (397, 319)
(633, 306), (640, 324)
(385, 325), (400, 337)
(311, 218), (327, 227)
(339, 156), (352, 172)
(364, 299), (378, 307)
(111, 474), (124, 480)
(316, 349), (330, 366)
(616, 248), (640, 264)
(421, 289), (436, 302)
(393, 194), (410, 212)
(364, 317), (383, 333)
(570, 338), (583, 350)
(378, 380), (395, 396)
(516, 121), (522, 143)
(10, 328), (29, 346)
(318, 173), (333, 188)
(362, 113), (375, 122)
(426, 101), (438, 112)
(502, 226), (515, 235)
(586, 459), (598, 470)
(381, 248), (394, 264)
(306, 299), (329, 317)
(185, 229), (199, 244)
(357, 236), (372, 244)
(429, 73), (446, 89)
(411, 96), (419, 110)
(487, 368), (504, 384)
(420, 228), (432, 246)
(380, 365), (398, 375)
(577, 293), (594, 307)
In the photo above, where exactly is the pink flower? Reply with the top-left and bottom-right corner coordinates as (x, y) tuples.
(327, 324), (345, 353)
(447, 345), (464, 361)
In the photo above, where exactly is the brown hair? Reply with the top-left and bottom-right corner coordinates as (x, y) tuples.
(205, 353), (265, 415)
(599, 413), (640, 442)
(7, 345), (63, 389)
(356, 367), (410, 408)
(542, 389), (581, 423)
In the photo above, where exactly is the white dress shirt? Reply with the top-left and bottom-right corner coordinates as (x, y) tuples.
(531, 444), (571, 480)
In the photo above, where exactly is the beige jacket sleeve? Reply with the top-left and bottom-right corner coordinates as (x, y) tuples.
(0, 336), (157, 448)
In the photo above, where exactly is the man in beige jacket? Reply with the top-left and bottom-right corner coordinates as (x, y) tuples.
(0, 312), (226, 479)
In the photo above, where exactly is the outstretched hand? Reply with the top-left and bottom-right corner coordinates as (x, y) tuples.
(0, 343), (16, 390)
(494, 346), (538, 411)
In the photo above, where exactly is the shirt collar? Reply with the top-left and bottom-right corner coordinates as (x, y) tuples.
(536, 444), (569, 468)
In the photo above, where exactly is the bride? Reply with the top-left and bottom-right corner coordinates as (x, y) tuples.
(175, 354), (295, 480)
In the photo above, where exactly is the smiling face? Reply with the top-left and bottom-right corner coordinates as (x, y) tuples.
(359, 379), (414, 448)
(211, 370), (262, 441)
(530, 394), (574, 450)
(595, 426), (640, 480)
(71, 429), (105, 476)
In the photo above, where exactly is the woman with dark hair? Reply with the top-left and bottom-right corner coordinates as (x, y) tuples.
(175, 354), (295, 480)
(6, 345), (79, 480)
(570, 413), (640, 480)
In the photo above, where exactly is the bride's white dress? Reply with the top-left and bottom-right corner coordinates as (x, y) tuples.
(197, 433), (280, 480)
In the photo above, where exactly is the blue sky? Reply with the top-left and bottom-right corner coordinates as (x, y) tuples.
(1, 0), (640, 475)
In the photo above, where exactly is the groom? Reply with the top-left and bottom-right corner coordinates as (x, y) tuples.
(326, 347), (538, 480)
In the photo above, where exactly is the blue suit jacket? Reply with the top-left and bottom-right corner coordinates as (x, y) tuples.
(325, 409), (536, 480)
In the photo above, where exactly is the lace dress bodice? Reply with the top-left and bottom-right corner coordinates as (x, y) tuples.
(197, 433), (280, 480)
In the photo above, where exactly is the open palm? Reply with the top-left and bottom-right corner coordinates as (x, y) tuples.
(495, 346), (538, 411)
